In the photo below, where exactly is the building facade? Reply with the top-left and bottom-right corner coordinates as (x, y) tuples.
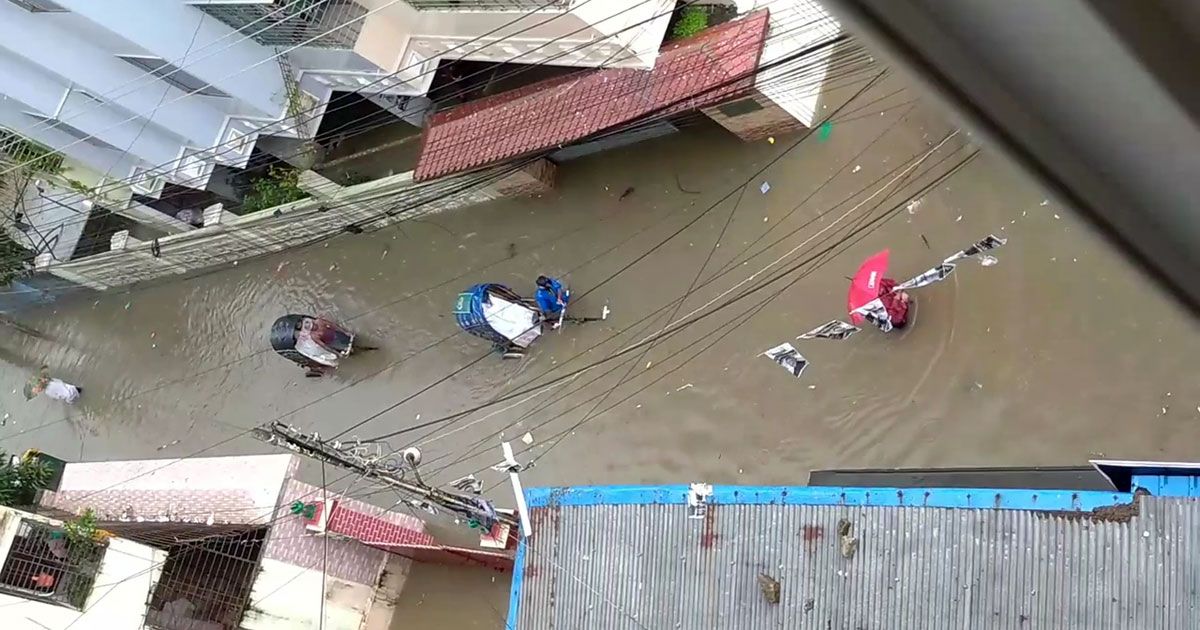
(0, 0), (674, 236)
(33, 453), (511, 629)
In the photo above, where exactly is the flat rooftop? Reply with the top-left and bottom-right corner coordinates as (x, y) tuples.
(509, 483), (1200, 629)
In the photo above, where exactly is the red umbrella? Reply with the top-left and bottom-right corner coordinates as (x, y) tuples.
(847, 249), (890, 324)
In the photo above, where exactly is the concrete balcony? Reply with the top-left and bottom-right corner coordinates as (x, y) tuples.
(405, 0), (570, 9)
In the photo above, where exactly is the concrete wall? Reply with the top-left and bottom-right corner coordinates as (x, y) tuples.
(242, 558), (377, 630)
(0, 3), (227, 148)
(40, 454), (298, 525)
(357, 0), (673, 69)
(0, 506), (165, 630)
(41, 160), (556, 290)
(56, 0), (286, 117)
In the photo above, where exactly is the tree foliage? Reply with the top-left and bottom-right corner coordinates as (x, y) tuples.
(671, 6), (710, 40)
(0, 451), (52, 507)
(240, 165), (309, 214)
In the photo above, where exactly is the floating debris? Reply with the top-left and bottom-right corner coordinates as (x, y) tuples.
(762, 343), (807, 378)
(1040, 200), (1049, 206)
(767, 136), (776, 144)
(905, 198), (923, 214)
(757, 574), (781, 604)
(955, 215), (963, 222)
(817, 120), (834, 142)
(838, 519), (859, 559)
(979, 255), (999, 267)
(521, 432), (534, 445)
(675, 383), (694, 392)
(852, 164), (862, 173)
(759, 181), (771, 194)
(156, 440), (180, 451)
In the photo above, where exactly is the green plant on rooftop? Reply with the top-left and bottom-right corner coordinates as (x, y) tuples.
(0, 451), (52, 507)
(671, 6), (710, 40)
(240, 165), (309, 214)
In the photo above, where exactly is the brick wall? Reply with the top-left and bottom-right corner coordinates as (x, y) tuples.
(263, 480), (391, 586)
(702, 89), (808, 142)
(326, 504), (434, 547)
(42, 162), (550, 291)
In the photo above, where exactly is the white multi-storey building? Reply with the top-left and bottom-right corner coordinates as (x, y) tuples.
(0, 0), (674, 211)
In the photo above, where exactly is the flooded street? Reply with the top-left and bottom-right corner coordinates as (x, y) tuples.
(2, 74), (1199, 624)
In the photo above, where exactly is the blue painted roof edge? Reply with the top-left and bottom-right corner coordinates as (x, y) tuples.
(524, 484), (1137, 512)
(505, 535), (527, 630)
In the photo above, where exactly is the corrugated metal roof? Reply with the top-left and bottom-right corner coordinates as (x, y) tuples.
(512, 495), (1200, 628)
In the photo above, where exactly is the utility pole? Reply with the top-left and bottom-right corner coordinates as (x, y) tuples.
(253, 422), (519, 532)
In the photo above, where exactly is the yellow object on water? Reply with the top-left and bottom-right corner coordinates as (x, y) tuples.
(767, 136), (776, 144)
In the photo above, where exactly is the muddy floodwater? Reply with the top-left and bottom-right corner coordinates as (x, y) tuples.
(2, 75), (1198, 625)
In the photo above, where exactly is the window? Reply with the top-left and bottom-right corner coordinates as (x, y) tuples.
(0, 519), (107, 609)
(6, 0), (68, 12)
(117, 55), (230, 98)
(23, 113), (121, 152)
(190, 0), (367, 49)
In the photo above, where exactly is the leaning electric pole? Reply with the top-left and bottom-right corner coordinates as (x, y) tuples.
(253, 422), (523, 535)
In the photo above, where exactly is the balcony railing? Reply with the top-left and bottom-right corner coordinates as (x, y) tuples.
(192, 0), (368, 49)
(405, 0), (570, 10)
(0, 519), (107, 609)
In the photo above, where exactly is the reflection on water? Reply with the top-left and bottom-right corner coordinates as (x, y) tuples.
(1, 76), (1198, 625)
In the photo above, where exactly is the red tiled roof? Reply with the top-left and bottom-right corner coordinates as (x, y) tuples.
(414, 10), (771, 181)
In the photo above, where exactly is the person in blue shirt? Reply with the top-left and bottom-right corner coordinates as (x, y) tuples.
(535, 275), (569, 321)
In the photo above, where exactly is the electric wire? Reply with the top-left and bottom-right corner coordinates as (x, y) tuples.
(421, 142), (974, 479)
(0, 27), (864, 448)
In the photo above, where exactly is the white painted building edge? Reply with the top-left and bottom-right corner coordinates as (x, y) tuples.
(242, 557), (402, 630)
(0, 506), (166, 630)
(739, 0), (842, 127)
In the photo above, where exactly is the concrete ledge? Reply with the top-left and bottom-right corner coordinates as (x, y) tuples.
(703, 89), (808, 142)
